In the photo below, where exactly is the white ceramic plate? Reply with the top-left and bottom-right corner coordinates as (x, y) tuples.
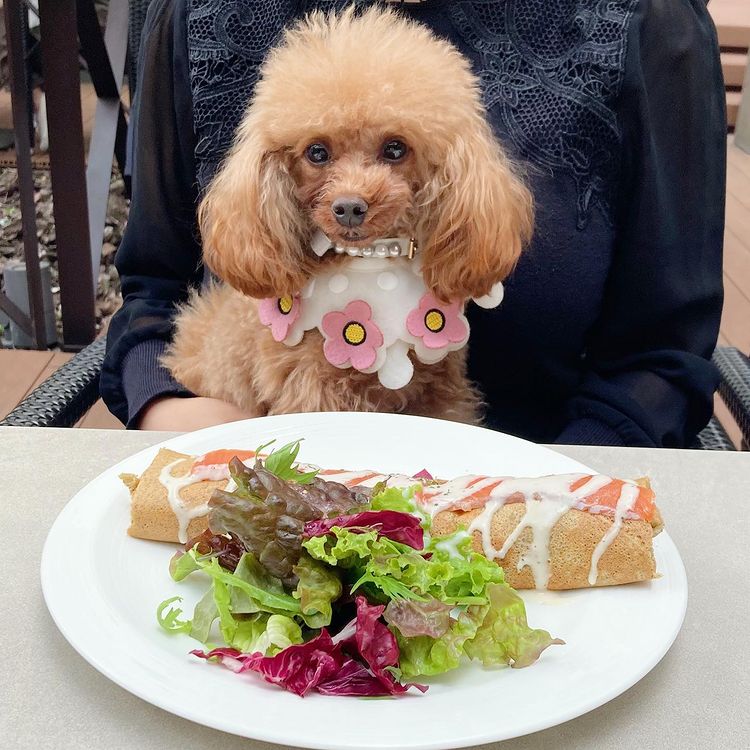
(41, 413), (687, 750)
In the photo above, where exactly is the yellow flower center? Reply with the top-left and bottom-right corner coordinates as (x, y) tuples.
(277, 296), (294, 315)
(424, 309), (446, 333)
(343, 321), (367, 346)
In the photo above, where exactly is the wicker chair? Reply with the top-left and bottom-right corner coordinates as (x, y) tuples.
(702, 347), (750, 449)
(1, 337), (106, 427)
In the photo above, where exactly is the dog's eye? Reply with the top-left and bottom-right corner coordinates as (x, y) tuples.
(382, 139), (408, 162)
(306, 143), (330, 164)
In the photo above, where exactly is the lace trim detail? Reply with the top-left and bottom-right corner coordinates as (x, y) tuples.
(187, 2), (409, 186)
(449, 0), (638, 227)
(188, 0), (637, 226)
(188, 1), (287, 187)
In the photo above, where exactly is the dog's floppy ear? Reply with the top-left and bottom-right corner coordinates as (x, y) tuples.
(198, 126), (310, 299)
(418, 119), (534, 302)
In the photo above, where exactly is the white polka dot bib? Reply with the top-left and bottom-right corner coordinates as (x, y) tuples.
(258, 256), (504, 390)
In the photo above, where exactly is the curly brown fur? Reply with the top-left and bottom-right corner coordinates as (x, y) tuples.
(164, 8), (533, 423)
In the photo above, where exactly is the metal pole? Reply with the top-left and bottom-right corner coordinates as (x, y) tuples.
(734, 61), (750, 154)
(2, 0), (47, 348)
(77, 0), (129, 290)
(38, 0), (96, 350)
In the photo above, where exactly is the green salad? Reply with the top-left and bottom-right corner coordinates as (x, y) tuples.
(157, 441), (562, 696)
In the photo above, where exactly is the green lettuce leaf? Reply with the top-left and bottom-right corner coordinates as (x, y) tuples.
(303, 529), (421, 601)
(189, 589), (218, 643)
(395, 607), (486, 677)
(370, 484), (432, 539)
(397, 583), (563, 677)
(302, 527), (388, 569)
(159, 552), (305, 655)
(212, 575), (239, 643)
(261, 440), (319, 484)
(156, 596), (192, 634)
(208, 556), (304, 653)
(215, 606), (302, 655)
(169, 550), (203, 581)
(177, 548), (301, 614)
(364, 534), (503, 604)
(370, 485), (419, 515)
(463, 583), (564, 668)
(252, 614), (303, 655)
(302, 526), (503, 605)
(292, 553), (342, 628)
(229, 614), (268, 652)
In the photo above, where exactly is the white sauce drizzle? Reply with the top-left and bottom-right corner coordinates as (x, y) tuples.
(466, 474), (612, 589)
(382, 473), (420, 490)
(159, 459), (213, 543)
(434, 530), (470, 558)
(587, 483), (641, 585)
(159, 458), (236, 544)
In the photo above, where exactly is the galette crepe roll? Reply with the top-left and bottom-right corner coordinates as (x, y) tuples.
(120, 454), (386, 545)
(121, 452), (663, 592)
(121, 448), (256, 543)
(428, 475), (663, 590)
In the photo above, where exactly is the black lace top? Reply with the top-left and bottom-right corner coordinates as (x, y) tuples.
(188, 0), (638, 224)
(102, 0), (725, 447)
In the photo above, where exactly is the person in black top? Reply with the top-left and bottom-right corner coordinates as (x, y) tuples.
(102, 0), (725, 446)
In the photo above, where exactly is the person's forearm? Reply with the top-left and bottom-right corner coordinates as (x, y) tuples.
(136, 396), (255, 431)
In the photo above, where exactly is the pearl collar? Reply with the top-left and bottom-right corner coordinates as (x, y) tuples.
(311, 230), (416, 259)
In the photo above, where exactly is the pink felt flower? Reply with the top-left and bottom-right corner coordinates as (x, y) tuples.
(322, 300), (384, 371)
(406, 293), (469, 350)
(258, 295), (301, 342)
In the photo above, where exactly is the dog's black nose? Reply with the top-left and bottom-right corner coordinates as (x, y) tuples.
(331, 196), (368, 227)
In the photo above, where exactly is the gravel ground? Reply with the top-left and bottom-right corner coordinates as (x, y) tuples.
(0, 166), (126, 342)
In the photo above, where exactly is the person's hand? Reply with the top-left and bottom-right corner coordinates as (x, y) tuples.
(136, 396), (254, 431)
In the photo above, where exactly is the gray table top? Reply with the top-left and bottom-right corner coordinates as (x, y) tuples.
(3, 426), (749, 750)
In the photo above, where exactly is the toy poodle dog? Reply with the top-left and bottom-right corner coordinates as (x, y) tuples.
(164, 7), (533, 424)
